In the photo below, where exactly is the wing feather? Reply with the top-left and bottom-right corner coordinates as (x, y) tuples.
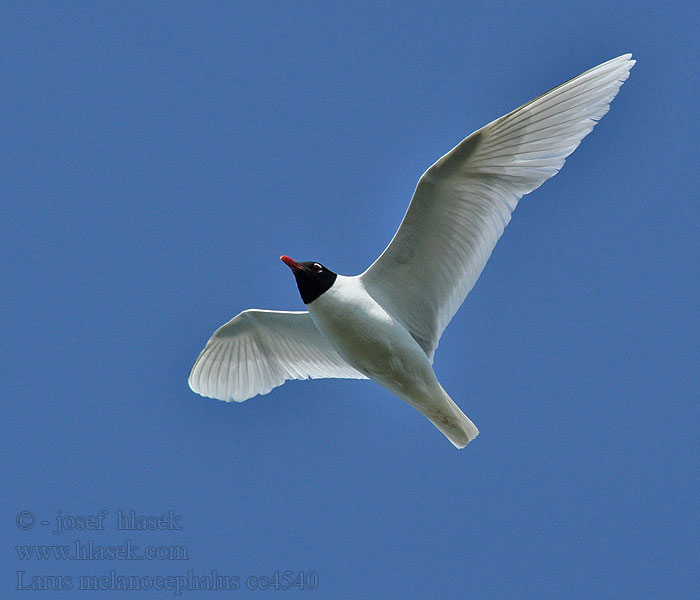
(361, 54), (634, 359)
(188, 309), (367, 402)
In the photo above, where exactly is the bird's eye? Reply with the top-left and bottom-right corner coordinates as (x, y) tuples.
(313, 263), (323, 273)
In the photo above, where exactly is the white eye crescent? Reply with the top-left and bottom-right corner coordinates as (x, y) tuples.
(313, 263), (323, 273)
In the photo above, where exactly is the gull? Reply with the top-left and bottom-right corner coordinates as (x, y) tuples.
(189, 54), (634, 448)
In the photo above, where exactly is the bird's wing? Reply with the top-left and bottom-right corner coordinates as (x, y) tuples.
(188, 309), (367, 402)
(361, 54), (634, 359)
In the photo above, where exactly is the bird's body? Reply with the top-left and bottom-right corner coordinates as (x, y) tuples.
(189, 54), (635, 448)
(308, 275), (417, 386)
(307, 274), (478, 446)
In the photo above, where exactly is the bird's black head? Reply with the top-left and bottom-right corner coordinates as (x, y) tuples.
(280, 255), (337, 304)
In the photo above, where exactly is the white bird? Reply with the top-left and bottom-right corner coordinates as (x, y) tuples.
(189, 54), (635, 448)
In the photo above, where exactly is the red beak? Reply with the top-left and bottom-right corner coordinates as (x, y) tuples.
(280, 255), (302, 271)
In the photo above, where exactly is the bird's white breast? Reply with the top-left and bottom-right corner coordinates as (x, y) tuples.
(306, 275), (435, 394)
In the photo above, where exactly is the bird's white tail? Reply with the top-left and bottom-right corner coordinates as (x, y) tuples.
(413, 386), (479, 449)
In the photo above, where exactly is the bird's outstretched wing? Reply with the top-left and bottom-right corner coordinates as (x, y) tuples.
(188, 309), (367, 402)
(361, 54), (635, 359)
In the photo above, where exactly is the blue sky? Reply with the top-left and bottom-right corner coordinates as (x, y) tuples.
(3, 2), (698, 598)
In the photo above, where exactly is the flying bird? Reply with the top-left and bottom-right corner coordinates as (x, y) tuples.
(189, 54), (635, 448)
